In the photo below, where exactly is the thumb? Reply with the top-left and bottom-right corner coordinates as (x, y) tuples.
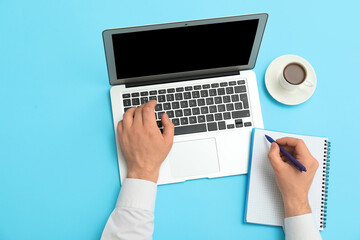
(268, 142), (285, 171)
(161, 113), (174, 145)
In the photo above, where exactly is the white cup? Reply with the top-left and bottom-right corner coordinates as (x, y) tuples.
(279, 62), (314, 91)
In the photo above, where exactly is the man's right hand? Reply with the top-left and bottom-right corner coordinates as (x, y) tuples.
(267, 137), (319, 218)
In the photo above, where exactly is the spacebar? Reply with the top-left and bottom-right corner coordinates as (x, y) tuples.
(174, 124), (207, 136)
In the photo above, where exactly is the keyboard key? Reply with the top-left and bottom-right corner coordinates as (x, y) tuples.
(206, 114), (214, 122)
(197, 99), (205, 106)
(223, 96), (231, 103)
(140, 91), (148, 96)
(184, 92), (191, 99)
(174, 124), (207, 135)
(156, 121), (162, 128)
(149, 96), (157, 101)
(235, 85), (246, 93)
(185, 86), (193, 91)
(172, 102), (180, 109)
(211, 83), (219, 88)
(231, 110), (250, 118)
(237, 80), (245, 85)
(183, 108), (191, 116)
(189, 100), (197, 107)
(192, 91), (200, 98)
(201, 106), (209, 114)
(194, 85), (201, 90)
(200, 90), (208, 97)
(150, 90), (157, 95)
(227, 124), (235, 129)
(235, 102), (243, 110)
(123, 93), (130, 98)
(158, 95), (166, 102)
(229, 81), (236, 86)
(157, 111), (165, 119)
(226, 87), (234, 94)
(207, 122), (217, 131)
(124, 107), (131, 112)
(214, 97), (222, 104)
(131, 92), (139, 97)
(220, 82), (228, 87)
(209, 106), (217, 113)
(235, 119), (243, 128)
(218, 121), (226, 130)
(203, 84), (210, 89)
(166, 94), (174, 101)
(217, 88), (225, 95)
(132, 98), (140, 105)
(163, 103), (171, 110)
(140, 97), (148, 104)
(223, 112), (231, 120)
(240, 94), (249, 109)
(192, 108), (200, 115)
(215, 113), (223, 121)
(175, 93), (183, 100)
(123, 99), (131, 106)
(175, 110), (183, 117)
(176, 87), (184, 92)
(172, 118), (180, 126)
(244, 122), (252, 127)
(159, 89), (166, 94)
(189, 116), (197, 124)
(209, 89), (217, 96)
(226, 103), (234, 111)
(197, 115), (206, 123)
(155, 104), (162, 111)
(166, 110), (174, 118)
(206, 98), (214, 105)
(180, 101), (188, 108)
(180, 117), (189, 125)
(231, 94), (240, 102)
(218, 104), (226, 112)
(167, 88), (175, 93)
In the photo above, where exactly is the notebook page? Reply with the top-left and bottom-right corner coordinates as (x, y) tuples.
(246, 129), (327, 230)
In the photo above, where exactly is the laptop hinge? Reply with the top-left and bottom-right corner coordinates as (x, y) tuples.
(125, 71), (240, 88)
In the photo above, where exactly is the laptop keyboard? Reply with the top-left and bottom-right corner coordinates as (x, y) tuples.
(122, 79), (252, 136)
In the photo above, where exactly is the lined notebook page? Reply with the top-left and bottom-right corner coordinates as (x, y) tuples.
(246, 129), (327, 230)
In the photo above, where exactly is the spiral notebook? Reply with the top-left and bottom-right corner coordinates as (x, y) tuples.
(245, 128), (330, 230)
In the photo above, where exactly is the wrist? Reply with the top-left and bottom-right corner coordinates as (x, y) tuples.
(283, 197), (311, 218)
(127, 169), (160, 183)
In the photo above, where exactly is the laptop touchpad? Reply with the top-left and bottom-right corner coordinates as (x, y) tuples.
(169, 138), (220, 178)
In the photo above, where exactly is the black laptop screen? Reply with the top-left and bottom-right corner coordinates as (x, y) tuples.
(112, 19), (259, 79)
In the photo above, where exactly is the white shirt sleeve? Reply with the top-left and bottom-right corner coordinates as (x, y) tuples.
(101, 178), (157, 240)
(284, 213), (322, 240)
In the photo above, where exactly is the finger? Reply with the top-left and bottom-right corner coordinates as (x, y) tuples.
(268, 142), (286, 171)
(161, 113), (174, 145)
(133, 105), (145, 126)
(122, 107), (136, 129)
(142, 100), (158, 127)
(117, 120), (124, 135)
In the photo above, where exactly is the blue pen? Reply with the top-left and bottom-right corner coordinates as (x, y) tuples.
(265, 135), (307, 172)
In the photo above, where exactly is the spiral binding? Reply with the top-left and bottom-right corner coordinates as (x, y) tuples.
(320, 140), (331, 229)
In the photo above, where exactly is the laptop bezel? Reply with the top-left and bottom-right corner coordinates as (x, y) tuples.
(103, 13), (268, 86)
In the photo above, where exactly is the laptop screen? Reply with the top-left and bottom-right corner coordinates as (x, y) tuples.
(111, 19), (259, 80)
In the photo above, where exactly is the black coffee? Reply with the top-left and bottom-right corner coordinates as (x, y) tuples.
(283, 63), (306, 85)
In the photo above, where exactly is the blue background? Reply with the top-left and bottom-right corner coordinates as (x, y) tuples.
(1, 0), (359, 239)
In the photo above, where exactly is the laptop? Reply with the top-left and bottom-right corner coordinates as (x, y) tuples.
(103, 13), (268, 185)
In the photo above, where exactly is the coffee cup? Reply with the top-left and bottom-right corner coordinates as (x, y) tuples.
(279, 62), (313, 91)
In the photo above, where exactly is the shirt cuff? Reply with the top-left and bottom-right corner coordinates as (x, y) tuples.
(116, 178), (157, 212)
(284, 213), (321, 240)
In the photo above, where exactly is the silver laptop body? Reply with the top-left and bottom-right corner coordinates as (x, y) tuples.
(103, 13), (268, 185)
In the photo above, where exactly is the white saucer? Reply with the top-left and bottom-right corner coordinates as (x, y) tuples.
(265, 55), (317, 105)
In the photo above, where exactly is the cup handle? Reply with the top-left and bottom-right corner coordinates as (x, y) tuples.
(303, 80), (313, 87)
